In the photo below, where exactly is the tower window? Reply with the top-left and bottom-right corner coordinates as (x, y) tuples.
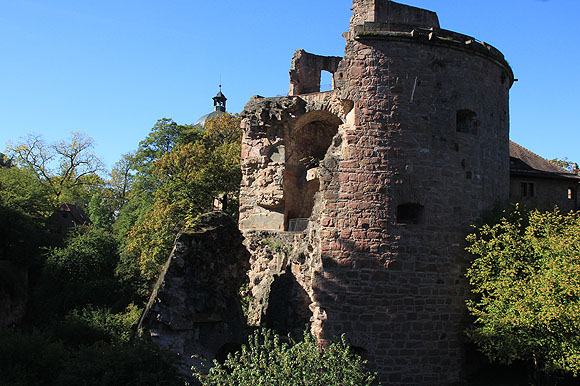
(396, 203), (424, 224)
(456, 109), (478, 134)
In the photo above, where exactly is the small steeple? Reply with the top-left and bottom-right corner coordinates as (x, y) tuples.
(194, 85), (229, 126)
(213, 85), (227, 112)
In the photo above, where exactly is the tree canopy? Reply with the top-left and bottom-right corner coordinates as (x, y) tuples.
(466, 205), (580, 378)
(119, 113), (242, 283)
(6, 132), (104, 207)
(0, 113), (242, 386)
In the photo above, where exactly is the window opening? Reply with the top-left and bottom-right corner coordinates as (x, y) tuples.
(320, 70), (333, 92)
(568, 187), (575, 200)
(456, 109), (478, 134)
(396, 203), (425, 224)
(520, 182), (535, 198)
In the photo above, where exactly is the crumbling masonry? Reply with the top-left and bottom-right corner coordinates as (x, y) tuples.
(239, 1), (513, 385)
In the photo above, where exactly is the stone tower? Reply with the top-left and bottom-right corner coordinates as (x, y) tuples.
(239, 1), (513, 384)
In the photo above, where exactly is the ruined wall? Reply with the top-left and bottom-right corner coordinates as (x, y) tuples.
(240, 1), (513, 385)
(288, 50), (342, 96)
(138, 212), (250, 379)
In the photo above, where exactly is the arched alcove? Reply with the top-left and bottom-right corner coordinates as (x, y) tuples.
(263, 268), (312, 337)
(284, 111), (342, 230)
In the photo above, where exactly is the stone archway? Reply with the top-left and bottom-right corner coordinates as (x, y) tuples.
(283, 110), (342, 231)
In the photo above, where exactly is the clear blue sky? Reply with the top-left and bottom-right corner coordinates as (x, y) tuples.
(1, 0), (578, 170)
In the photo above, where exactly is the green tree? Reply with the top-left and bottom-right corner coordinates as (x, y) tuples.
(108, 152), (136, 214)
(55, 341), (182, 386)
(466, 205), (580, 381)
(37, 226), (122, 315)
(0, 164), (54, 218)
(155, 113), (242, 218)
(0, 152), (13, 167)
(0, 165), (54, 267)
(119, 113), (241, 287)
(121, 199), (178, 283)
(131, 118), (199, 193)
(551, 157), (579, 174)
(0, 328), (69, 386)
(46, 226), (119, 283)
(88, 192), (115, 230)
(194, 329), (377, 386)
(6, 132), (104, 207)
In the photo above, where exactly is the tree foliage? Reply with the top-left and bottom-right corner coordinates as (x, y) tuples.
(45, 226), (119, 284)
(155, 113), (242, 217)
(108, 152), (136, 214)
(35, 226), (123, 316)
(0, 166), (53, 266)
(6, 132), (104, 207)
(120, 113), (242, 284)
(0, 165), (54, 218)
(551, 158), (578, 174)
(466, 205), (580, 377)
(194, 329), (377, 386)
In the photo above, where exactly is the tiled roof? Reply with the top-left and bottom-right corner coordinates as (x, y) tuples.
(509, 141), (580, 180)
(58, 203), (91, 225)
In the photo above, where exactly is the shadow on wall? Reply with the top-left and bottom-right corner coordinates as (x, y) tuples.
(263, 266), (313, 338)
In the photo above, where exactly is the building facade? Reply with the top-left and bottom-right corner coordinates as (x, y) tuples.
(510, 141), (579, 212)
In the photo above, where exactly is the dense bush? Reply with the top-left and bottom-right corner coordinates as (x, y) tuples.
(32, 226), (124, 316)
(0, 328), (68, 386)
(49, 304), (142, 347)
(194, 329), (378, 386)
(466, 205), (580, 379)
(45, 226), (119, 283)
(0, 324), (182, 386)
(55, 341), (182, 386)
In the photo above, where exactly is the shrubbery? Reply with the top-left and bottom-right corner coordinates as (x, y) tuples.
(466, 205), (580, 380)
(194, 328), (378, 386)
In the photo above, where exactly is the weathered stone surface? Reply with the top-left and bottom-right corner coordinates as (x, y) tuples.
(239, 1), (513, 385)
(289, 50), (342, 96)
(138, 212), (250, 379)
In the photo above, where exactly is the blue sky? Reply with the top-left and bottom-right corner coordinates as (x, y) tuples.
(0, 0), (578, 170)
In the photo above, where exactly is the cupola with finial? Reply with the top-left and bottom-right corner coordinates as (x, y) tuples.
(195, 85), (228, 126)
(213, 86), (227, 112)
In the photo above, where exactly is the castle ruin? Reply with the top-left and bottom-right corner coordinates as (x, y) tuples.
(239, 1), (513, 384)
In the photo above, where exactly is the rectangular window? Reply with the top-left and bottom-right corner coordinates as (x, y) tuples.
(568, 188), (575, 200)
(520, 182), (535, 198)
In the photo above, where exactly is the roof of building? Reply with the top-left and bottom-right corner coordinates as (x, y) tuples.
(57, 203), (91, 225)
(194, 110), (226, 127)
(509, 141), (580, 181)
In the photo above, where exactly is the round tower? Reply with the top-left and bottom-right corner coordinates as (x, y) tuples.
(239, 1), (513, 384)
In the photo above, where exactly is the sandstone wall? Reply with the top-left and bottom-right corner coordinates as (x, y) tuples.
(239, 1), (513, 384)
(138, 212), (250, 379)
